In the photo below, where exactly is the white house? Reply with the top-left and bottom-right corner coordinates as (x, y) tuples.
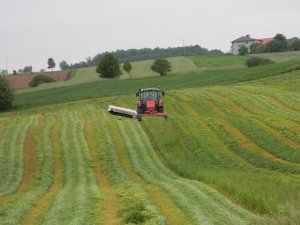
(231, 35), (256, 55)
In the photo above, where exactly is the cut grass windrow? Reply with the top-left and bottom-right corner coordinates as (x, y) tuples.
(21, 116), (64, 225)
(96, 109), (168, 225)
(0, 116), (37, 196)
(203, 90), (300, 165)
(208, 119), (300, 174)
(0, 116), (54, 225)
(80, 107), (121, 225)
(104, 111), (194, 225)
(169, 92), (300, 174)
(118, 119), (259, 225)
(41, 111), (100, 225)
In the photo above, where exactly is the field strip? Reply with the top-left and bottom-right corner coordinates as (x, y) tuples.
(217, 87), (296, 117)
(0, 116), (36, 196)
(170, 89), (299, 173)
(81, 109), (121, 225)
(118, 119), (259, 225)
(232, 87), (300, 113)
(218, 120), (300, 171)
(168, 94), (252, 168)
(181, 92), (296, 172)
(228, 87), (300, 117)
(98, 109), (169, 225)
(252, 119), (300, 151)
(21, 116), (63, 225)
(263, 118), (300, 144)
(208, 90), (300, 164)
(106, 118), (192, 225)
(40, 111), (100, 225)
(18, 121), (38, 192)
(0, 116), (55, 225)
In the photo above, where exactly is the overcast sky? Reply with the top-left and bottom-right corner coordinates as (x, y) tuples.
(1, 0), (300, 72)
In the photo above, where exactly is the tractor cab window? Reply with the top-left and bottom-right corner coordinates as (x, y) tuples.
(141, 90), (158, 103)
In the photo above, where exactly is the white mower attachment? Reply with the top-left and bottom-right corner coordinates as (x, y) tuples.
(107, 105), (139, 119)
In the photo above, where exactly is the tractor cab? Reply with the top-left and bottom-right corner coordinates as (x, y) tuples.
(136, 88), (165, 114)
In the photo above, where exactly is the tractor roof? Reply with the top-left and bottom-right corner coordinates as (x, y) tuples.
(139, 88), (159, 92)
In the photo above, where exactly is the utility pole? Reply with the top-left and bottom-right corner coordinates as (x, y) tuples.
(6, 57), (8, 74)
(183, 39), (185, 56)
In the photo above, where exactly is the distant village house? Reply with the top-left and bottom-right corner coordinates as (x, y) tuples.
(231, 35), (273, 55)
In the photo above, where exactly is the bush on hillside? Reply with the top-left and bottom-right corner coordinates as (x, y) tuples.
(0, 75), (14, 110)
(245, 57), (274, 67)
(29, 74), (56, 87)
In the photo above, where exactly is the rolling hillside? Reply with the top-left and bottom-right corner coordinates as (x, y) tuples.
(17, 57), (198, 93)
(0, 53), (300, 225)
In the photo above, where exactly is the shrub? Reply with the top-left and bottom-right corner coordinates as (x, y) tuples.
(250, 43), (266, 54)
(245, 57), (274, 67)
(29, 74), (56, 87)
(0, 75), (14, 110)
(238, 45), (249, 55)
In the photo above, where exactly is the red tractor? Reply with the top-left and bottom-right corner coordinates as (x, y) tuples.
(107, 88), (169, 121)
(136, 88), (169, 121)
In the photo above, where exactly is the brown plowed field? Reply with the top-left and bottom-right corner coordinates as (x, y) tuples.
(6, 70), (71, 88)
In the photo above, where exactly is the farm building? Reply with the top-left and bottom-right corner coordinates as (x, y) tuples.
(231, 35), (273, 55)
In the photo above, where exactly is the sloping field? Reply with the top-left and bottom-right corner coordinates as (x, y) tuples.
(6, 71), (71, 88)
(14, 60), (300, 106)
(1, 69), (300, 224)
(252, 51), (300, 62)
(190, 55), (249, 68)
(16, 57), (198, 93)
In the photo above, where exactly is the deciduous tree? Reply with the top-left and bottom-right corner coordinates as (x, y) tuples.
(96, 53), (122, 78)
(0, 75), (14, 110)
(151, 58), (172, 76)
(59, 60), (70, 70)
(47, 58), (56, 71)
(123, 61), (132, 79)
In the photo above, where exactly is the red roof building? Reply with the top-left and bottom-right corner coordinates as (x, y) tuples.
(255, 38), (273, 45)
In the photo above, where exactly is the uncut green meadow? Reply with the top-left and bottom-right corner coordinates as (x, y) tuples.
(1, 53), (300, 225)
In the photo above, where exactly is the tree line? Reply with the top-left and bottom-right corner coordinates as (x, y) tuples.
(239, 34), (300, 55)
(60, 45), (223, 70)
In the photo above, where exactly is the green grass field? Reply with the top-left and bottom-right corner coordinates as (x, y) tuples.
(252, 51), (300, 62)
(1, 53), (300, 225)
(190, 55), (249, 68)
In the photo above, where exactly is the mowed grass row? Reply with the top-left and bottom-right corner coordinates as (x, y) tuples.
(0, 105), (169, 225)
(40, 111), (100, 225)
(139, 87), (299, 223)
(117, 119), (258, 225)
(0, 116), (36, 196)
(201, 90), (300, 164)
(0, 111), (103, 225)
(216, 86), (300, 147)
(0, 116), (55, 225)
(84, 106), (168, 225)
